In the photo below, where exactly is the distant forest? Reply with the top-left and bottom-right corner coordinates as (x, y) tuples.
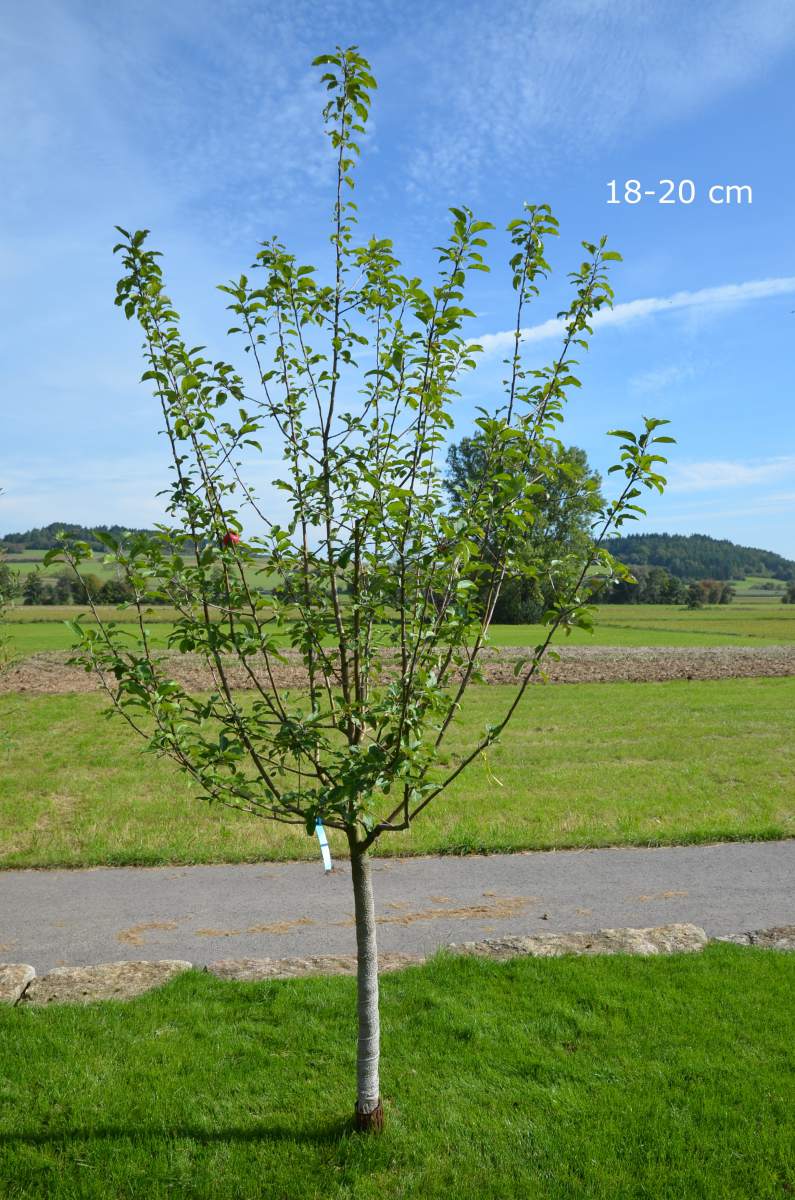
(1, 523), (155, 552)
(608, 533), (795, 582)
(5, 525), (794, 579)
(4, 523), (795, 611)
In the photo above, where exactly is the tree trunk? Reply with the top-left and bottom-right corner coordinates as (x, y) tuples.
(348, 834), (383, 1132)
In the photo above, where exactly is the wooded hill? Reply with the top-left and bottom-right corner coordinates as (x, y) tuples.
(608, 533), (795, 581)
(2, 523), (157, 552)
(5, 524), (794, 584)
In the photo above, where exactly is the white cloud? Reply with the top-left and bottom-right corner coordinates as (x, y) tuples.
(477, 276), (795, 354)
(667, 457), (795, 494)
(0, 1), (395, 238)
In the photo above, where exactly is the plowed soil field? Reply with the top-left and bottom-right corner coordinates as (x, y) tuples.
(3, 643), (795, 694)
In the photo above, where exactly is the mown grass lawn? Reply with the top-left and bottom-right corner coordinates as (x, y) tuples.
(0, 947), (792, 1199)
(1, 677), (792, 868)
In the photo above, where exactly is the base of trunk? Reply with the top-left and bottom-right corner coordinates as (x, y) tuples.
(354, 1100), (384, 1133)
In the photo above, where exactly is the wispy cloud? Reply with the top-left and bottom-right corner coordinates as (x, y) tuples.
(0, 456), (170, 532)
(8, 1), (793, 222)
(0, 2), (342, 238)
(642, 492), (795, 531)
(404, 0), (795, 195)
(629, 364), (698, 394)
(477, 276), (795, 354)
(0, 449), (292, 537)
(667, 456), (795, 494)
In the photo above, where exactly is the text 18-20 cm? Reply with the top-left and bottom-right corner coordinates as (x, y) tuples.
(607, 179), (753, 205)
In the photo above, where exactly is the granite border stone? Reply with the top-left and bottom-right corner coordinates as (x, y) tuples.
(4, 923), (792, 1006)
(0, 964), (35, 1005)
(713, 924), (795, 950)
(21, 960), (193, 1005)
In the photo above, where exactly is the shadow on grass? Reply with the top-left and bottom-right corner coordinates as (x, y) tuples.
(0, 1117), (355, 1148)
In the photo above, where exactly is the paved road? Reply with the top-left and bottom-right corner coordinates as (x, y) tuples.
(1, 840), (793, 972)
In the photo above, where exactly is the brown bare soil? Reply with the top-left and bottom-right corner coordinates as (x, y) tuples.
(3, 644), (795, 695)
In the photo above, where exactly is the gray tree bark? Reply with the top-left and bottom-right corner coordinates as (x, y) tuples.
(349, 835), (383, 1131)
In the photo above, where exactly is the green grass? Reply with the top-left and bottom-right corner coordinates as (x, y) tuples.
(10, 558), (127, 580)
(1, 947), (792, 1198)
(4, 600), (795, 653)
(583, 601), (795, 643)
(494, 600), (795, 646)
(5, 605), (183, 622)
(1, 677), (792, 868)
(6, 555), (280, 587)
(732, 574), (788, 596)
(4, 620), (178, 655)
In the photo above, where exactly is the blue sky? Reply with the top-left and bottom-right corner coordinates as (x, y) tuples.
(2, 0), (794, 556)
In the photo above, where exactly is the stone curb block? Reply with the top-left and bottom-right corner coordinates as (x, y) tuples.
(450, 923), (710, 960)
(0, 964), (35, 1005)
(205, 925), (709, 980)
(20, 960), (193, 1006)
(206, 952), (423, 981)
(3, 924), (793, 1005)
(713, 925), (795, 950)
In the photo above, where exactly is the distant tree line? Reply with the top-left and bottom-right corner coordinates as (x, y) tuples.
(608, 532), (795, 582)
(15, 571), (145, 606)
(13, 565), (256, 607)
(10, 561), (743, 612)
(597, 566), (734, 607)
(5, 517), (791, 612)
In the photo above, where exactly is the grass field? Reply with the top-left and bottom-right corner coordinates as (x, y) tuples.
(5, 605), (183, 621)
(7, 556), (129, 581)
(4, 552), (279, 588)
(1, 947), (792, 1199)
(585, 601), (795, 643)
(1, 677), (792, 868)
(4, 601), (795, 653)
(732, 575), (788, 596)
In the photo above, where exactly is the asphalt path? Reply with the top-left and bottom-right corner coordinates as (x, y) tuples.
(1, 840), (793, 972)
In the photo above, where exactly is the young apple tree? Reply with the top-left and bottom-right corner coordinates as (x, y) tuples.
(49, 47), (672, 1130)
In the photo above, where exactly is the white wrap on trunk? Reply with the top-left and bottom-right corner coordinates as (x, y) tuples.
(350, 844), (381, 1113)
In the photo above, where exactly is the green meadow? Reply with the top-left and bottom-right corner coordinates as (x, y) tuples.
(2, 677), (792, 868)
(4, 600), (795, 653)
(1, 947), (793, 1199)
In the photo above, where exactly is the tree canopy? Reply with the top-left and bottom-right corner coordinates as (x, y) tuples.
(445, 439), (604, 622)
